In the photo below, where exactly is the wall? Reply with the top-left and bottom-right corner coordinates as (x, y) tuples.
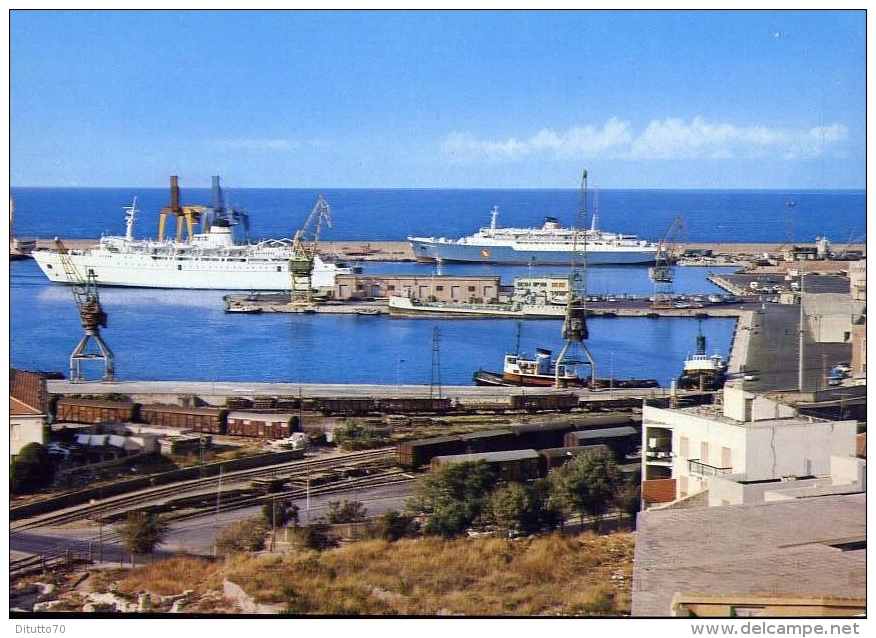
(334, 274), (501, 302)
(743, 420), (857, 481)
(10, 415), (46, 457)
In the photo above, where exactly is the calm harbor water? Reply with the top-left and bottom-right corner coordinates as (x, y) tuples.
(9, 187), (864, 387)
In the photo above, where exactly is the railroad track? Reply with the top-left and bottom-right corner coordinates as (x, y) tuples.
(11, 448), (396, 531)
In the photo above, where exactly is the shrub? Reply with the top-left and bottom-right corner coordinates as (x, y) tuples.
(214, 517), (268, 555)
(10, 442), (55, 494)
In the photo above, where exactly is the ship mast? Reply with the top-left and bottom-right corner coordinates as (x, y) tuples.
(554, 169), (596, 388)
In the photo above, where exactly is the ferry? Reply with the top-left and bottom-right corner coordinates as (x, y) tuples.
(408, 205), (663, 266)
(32, 190), (359, 291)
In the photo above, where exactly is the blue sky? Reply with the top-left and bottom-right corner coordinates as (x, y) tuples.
(8, 9), (867, 189)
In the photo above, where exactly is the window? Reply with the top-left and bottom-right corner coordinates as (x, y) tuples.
(679, 436), (689, 457)
(468, 286), (476, 292)
(700, 441), (709, 465)
(436, 286), (444, 292)
(721, 446), (732, 470)
(387, 285), (395, 291)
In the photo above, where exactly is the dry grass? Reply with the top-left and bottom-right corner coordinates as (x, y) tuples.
(219, 531), (635, 616)
(30, 530), (633, 615)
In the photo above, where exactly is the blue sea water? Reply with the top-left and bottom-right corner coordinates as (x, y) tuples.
(7, 188), (865, 387)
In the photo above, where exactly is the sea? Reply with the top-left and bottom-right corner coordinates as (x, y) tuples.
(8, 187), (866, 387)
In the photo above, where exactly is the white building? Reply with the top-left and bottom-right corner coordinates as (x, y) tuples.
(642, 387), (858, 507)
(10, 396), (47, 459)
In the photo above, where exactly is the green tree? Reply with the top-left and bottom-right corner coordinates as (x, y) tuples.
(327, 499), (367, 524)
(616, 468), (642, 530)
(214, 517), (268, 555)
(301, 522), (339, 551)
(117, 511), (170, 559)
(550, 448), (621, 532)
(489, 482), (540, 537)
(263, 499), (299, 529)
(407, 460), (498, 538)
(10, 442), (55, 495)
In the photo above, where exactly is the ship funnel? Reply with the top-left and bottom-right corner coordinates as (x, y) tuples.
(212, 175), (223, 211)
(696, 333), (706, 355)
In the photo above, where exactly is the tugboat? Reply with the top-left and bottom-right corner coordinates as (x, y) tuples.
(677, 324), (727, 390)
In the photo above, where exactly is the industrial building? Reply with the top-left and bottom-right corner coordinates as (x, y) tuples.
(333, 273), (501, 303)
(641, 387), (859, 508)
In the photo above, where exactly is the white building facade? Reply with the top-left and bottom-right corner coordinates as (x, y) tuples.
(642, 387), (858, 506)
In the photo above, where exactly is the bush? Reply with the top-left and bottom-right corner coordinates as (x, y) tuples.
(368, 510), (418, 542)
(214, 517), (268, 555)
(10, 442), (55, 495)
(263, 499), (299, 528)
(117, 511), (170, 556)
(301, 522), (339, 551)
(327, 500), (367, 524)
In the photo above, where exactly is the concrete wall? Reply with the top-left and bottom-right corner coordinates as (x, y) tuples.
(743, 420), (857, 481)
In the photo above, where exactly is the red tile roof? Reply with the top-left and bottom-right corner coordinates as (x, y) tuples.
(10, 396), (42, 416)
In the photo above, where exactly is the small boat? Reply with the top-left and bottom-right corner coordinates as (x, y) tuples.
(353, 307), (381, 316)
(225, 304), (262, 314)
(786, 201), (796, 208)
(676, 326), (727, 390)
(472, 348), (587, 388)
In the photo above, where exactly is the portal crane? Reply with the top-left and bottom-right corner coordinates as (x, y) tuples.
(157, 175), (205, 243)
(554, 169), (596, 388)
(650, 214), (687, 309)
(290, 195), (332, 304)
(54, 239), (115, 382)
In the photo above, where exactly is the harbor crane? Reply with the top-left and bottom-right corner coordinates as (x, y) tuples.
(54, 239), (115, 382)
(157, 175), (205, 243)
(290, 195), (332, 305)
(554, 169), (597, 388)
(650, 214), (687, 309)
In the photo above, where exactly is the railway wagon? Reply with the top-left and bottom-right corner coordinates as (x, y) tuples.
(563, 426), (640, 460)
(54, 397), (139, 424)
(225, 411), (298, 439)
(430, 449), (541, 482)
(538, 444), (611, 474)
(458, 429), (516, 454)
(302, 396), (378, 415)
(509, 393), (578, 413)
(138, 404), (227, 434)
(397, 434), (468, 470)
(377, 396), (454, 414)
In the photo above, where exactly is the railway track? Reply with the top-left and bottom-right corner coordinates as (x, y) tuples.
(11, 448), (396, 531)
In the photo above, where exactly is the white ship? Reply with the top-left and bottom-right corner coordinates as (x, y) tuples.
(33, 185), (358, 291)
(408, 204), (663, 265)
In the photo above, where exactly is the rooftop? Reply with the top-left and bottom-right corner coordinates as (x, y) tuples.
(631, 493), (865, 617)
(10, 396), (42, 416)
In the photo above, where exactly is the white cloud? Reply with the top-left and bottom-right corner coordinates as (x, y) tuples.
(443, 116), (849, 162)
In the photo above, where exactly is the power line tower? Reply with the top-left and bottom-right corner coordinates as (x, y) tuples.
(430, 326), (442, 399)
(54, 239), (115, 382)
(554, 169), (596, 388)
(290, 196), (331, 306)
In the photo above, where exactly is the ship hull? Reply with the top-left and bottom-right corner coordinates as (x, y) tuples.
(32, 249), (346, 291)
(409, 239), (657, 265)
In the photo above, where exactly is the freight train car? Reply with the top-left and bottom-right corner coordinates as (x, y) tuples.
(538, 444), (611, 474)
(508, 393), (578, 413)
(430, 449), (542, 482)
(563, 426), (640, 460)
(54, 397), (139, 424)
(397, 435), (468, 470)
(225, 411), (299, 438)
(138, 404), (227, 435)
(301, 397), (378, 416)
(377, 396), (454, 414)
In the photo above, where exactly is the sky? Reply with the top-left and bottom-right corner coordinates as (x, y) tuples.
(6, 8), (868, 189)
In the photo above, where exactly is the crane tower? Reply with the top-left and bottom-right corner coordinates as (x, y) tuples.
(554, 170), (596, 388)
(650, 215), (687, 309)
(290, 195), (332, 305)
(54, 239), (115, 382)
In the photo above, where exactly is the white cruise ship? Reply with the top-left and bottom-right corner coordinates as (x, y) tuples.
(33, 193), (358, 291)
(408, 205), (663, 265)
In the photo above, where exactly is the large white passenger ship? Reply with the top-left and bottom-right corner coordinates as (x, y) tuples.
(33, 194), (357, 291)
(408, 205), (663, 265)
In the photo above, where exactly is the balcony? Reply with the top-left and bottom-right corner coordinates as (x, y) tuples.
(687, 459), (732, 477)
